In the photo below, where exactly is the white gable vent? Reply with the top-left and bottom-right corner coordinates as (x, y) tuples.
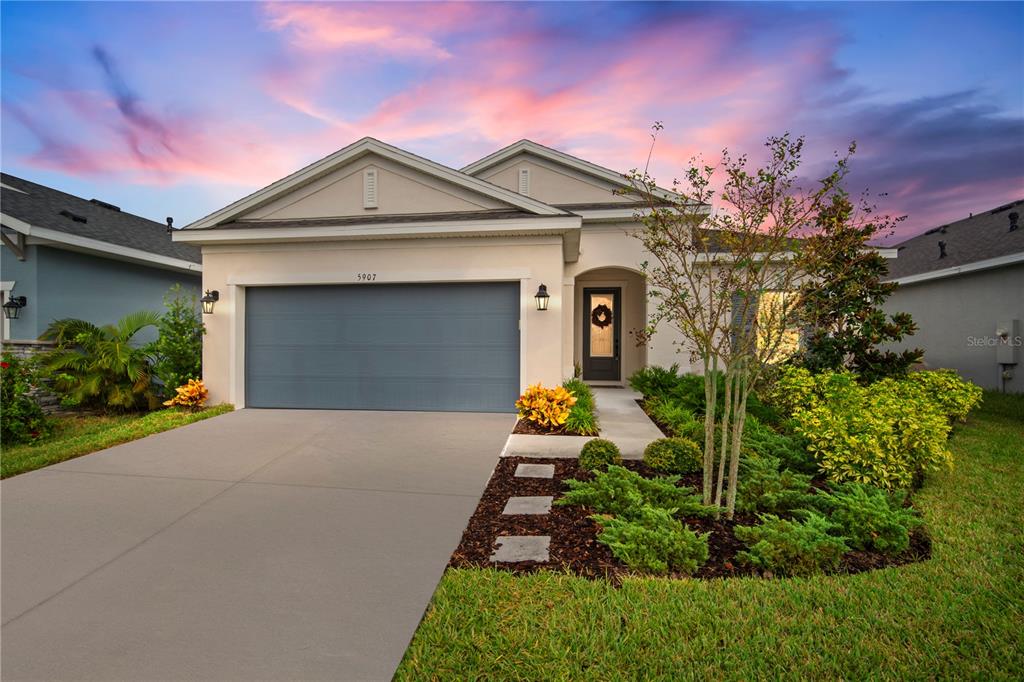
(518, 167), (530, 196)
(363, 167), (378, 209)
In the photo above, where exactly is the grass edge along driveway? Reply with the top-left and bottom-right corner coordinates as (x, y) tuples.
(396, 392), (1024, 680)
(1, 405), (235, 479)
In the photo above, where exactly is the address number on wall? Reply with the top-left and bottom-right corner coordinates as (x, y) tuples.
(356, 273), (377, 281)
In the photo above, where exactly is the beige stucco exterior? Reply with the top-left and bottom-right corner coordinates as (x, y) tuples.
(476, 152), (636, 205)
(177, 138), (696, 408)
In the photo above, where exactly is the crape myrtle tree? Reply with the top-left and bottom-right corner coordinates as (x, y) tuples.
(794, 192), (923, 383)
(628, 128), (853, 518)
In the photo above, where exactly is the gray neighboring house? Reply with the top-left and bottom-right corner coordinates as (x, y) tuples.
(884, 199), (1024, 392)
(0, 173), (201, 345)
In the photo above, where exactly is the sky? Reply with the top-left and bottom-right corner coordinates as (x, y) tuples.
(1, 1), (1022, 243)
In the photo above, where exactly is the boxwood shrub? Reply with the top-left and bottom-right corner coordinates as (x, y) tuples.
(578, 438), (621, 471)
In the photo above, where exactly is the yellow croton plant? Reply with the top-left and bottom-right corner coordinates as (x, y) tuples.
(515, 383), (577, 429)
(163, 378), (209, 410)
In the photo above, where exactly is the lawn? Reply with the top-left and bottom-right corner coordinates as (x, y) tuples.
(1, 404), (234, 478)
(397, 392), (1024, 680)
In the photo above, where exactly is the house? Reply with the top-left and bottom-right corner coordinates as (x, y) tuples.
(173, 137), (694, 412)
(884, 199), (1024, 392)
(0, 173), (202, 345)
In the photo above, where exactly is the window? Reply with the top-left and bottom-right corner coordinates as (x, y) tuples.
(756, 291), (801, 361)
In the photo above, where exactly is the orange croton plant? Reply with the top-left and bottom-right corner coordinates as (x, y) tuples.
(515, 383), (577, 429)
(163, 378), (209, 410)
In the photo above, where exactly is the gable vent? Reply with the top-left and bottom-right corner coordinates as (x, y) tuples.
(363, 168), (378, 209)
(518, 168), (530, 196)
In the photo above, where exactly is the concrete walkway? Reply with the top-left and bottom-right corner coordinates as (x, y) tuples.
(1, 408), (512, 681)
(503, 387), (664, 459)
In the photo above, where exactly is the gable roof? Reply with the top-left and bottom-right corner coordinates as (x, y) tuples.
(460, 139), (680, 201)
(184, 137), (568, 230)
(885, 199), (1024, 281)
(1, 173), (201, 269)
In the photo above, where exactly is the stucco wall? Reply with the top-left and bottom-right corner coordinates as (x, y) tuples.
(242, 154), (507, 220)
(1, 243), (40, 341)
(477, 153), (636, 205)
(2, 245), (200, 341)
(884, 263), (1024, 391)
(199, 236), (568, 407)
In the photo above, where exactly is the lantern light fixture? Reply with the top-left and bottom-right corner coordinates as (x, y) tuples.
(534, 284), (550, 311)
(2, 294), (27, 320)
(200, 290), (219, 315)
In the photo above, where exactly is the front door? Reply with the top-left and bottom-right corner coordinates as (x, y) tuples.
(582, 287), (621, 381)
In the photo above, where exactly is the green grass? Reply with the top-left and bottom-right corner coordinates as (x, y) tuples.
(397, 392), (1024, 680)
(1, 404), (235, 478)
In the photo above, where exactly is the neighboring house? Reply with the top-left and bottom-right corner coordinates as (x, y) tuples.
(174, 137), (693, 412)
(883, 199), (1024, 392)
(1, 173), (202, 344)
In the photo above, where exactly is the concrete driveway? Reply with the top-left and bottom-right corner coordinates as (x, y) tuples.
(1, 408), (512, 681)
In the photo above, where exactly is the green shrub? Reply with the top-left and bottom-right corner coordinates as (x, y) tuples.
(815, 482), (921, 554)
(594, 505), (709, 574)
(906, 369), (983, 422)
(643, 437), (702, 474)
(578, 438), (621, 471)
(562, 378), (599, 436)
(557, 465), (711, 519)
(646, 396), (696, 434)
(628, 364), (680, 399)
(735, 512), (849, 576)
(742, 416), (816, 474)
(766, 366), (963, 489)
(152, 284), (205, 399)
(737, 456), (817, 514)
(1, 353), (49, 444)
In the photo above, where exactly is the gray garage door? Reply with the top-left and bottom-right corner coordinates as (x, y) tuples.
(245, 283), (519, 412)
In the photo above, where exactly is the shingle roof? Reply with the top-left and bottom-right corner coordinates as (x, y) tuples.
(885, 199), (1024, 279)
(1, 173), (201, 264)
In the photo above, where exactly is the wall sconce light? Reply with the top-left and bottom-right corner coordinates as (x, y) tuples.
(2, 294), (27, 320)
(200, 290), (219, 315)
(534, 284), (550, 311)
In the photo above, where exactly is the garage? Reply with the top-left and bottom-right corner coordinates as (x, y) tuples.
(244, 282), (520, 412)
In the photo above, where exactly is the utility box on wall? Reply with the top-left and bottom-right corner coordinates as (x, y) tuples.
(996, 319), (1021, 365)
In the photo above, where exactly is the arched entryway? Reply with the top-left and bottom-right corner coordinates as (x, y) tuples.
(573, 267), (647, 384)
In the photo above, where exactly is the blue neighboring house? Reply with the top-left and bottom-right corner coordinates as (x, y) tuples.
(0, 173), (201, 344)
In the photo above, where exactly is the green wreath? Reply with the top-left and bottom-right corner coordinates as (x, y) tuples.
(591, 304), (613, 329)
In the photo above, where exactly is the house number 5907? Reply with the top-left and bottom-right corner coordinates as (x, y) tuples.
(356, 273), (377, 281)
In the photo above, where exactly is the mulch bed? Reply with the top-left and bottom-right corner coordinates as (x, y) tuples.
(449, 456), (932, 582)
(512, 419), (587, 436)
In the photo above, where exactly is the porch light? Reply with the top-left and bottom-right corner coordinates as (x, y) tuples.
(200, 290), (219, 315)
(2, 294), (26, 320)
(534, 284), (550, 311)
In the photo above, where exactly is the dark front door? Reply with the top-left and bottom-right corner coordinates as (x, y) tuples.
(582, 287), (621, 381)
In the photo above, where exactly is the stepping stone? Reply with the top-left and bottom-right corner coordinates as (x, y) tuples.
(489, 536), (551, 563)
(514, 463), (555, 479)
(502, 496), (554, 515)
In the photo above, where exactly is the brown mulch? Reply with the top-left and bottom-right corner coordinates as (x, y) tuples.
(449, 456), (932, 582)
(511, 419), (583, 436)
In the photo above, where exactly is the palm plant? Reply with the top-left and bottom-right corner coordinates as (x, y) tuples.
(41, 311), (161, 411)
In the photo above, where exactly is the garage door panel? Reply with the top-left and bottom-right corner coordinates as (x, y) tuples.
(245, 283), (520, 412)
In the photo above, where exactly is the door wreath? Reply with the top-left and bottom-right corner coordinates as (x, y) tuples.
(591, 304), (613, 329)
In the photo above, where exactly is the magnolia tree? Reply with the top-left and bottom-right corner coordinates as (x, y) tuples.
(628, 130), (852, 518)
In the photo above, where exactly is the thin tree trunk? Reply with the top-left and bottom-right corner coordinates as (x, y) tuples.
(702, 354), (718, 505)
(714, 367), (735, 509)
(725, 372), (750, 520)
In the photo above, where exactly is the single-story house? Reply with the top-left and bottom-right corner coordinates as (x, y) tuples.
(883, 199), (1024, 392)
(0, 173), (202, 346)
(173, 137), (695, 412)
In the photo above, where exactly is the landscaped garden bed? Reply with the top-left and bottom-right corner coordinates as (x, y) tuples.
(511, 378), (599, 436)
(451, 455), (931, 581)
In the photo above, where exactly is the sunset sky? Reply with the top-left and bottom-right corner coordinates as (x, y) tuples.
(2, 1), (1021, 242)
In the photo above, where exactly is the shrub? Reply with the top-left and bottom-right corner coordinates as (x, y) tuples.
(628, 364), (680, 399)
(163, 379), (209, 410)
(766, 366), (962, 489)
(646, 396), (697, 435)
(557, 465), (711, 519)
(735, 512), (849, 576)
(643, 437), (702, 474)
(515, 383), (577, 430)
(906, 369), (983, 422)
(742, 416), (816, 474)
(815, 482), (921, 554)
(152, 284), (205, 399)
(41, 312), (161, 412)
(737, 456), (817, 514)
(562, 378), (598, 436)
(578, 438), (621, 471)
(594, 505), (709, 574)
(1, 353), (49, 444)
